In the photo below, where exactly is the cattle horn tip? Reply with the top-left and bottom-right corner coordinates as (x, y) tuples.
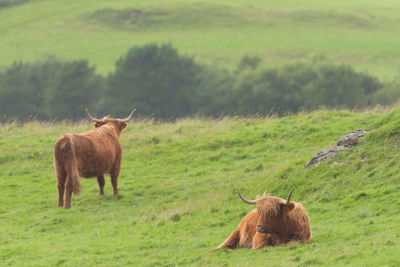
(120, 109), (136, 122)
(287, 187), (295, 203)
(85, 108), (105, 123)
(237, 188), (257, 205)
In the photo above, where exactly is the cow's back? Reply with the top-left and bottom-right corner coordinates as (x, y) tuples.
(72, 131), (121, 177)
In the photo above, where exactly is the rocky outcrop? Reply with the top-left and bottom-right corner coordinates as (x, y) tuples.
(336, 129), (368, 147)
(305, 130), (368, 168)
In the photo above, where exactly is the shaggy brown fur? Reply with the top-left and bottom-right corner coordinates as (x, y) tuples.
(54, 111), (134, 208)
(212, 189), (311, 251)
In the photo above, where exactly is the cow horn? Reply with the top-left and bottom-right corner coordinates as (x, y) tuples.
(279, 187), (295, 205)
(287, 187), (295, 203)
(237, 188), (257, 204)
(119, 109), (136, 122)
(85, 108), (105, 123)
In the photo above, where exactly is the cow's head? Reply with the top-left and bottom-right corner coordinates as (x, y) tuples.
(85, 109), (136, 132)
(237, 187), (296, 234)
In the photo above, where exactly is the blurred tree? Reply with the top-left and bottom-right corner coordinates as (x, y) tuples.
(0, 57), (103, 121)
(0, 58), (63, 120)
(234, 64), (315, 115)
(46, 60), (104, 120)
(106, 43), (204, 118)
(236, 56), (262, 73)
(190, 67), (236, 116)
(233, 62), (383, 115)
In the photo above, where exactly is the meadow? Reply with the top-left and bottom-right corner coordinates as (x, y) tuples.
(1, 107), (400, 266)
(1, 0), (400, 80)
(1, 0), (400, 265)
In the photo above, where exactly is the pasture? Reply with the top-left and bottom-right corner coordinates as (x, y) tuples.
(1, 0), (400, 80)
(1, 108), (400, 266)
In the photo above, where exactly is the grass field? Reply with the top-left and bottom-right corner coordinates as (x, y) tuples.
(1, 107), (400, 266)
(1, 0), (400, 80)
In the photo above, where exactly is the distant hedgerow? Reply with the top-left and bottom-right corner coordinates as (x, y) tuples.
(0, 43), (396, 121)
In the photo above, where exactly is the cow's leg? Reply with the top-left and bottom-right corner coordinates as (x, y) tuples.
(110, 173), (119, 195)
(56, 168), (66, 207)
(64, 179), (73, 209)
(209, 229), (240, 252)
(252, 233), (281, 249)
(284, 232), (310, 246)
(110, 163), (121, 196)
(252, 232), (269, 249)
(97, 175), (105, 195)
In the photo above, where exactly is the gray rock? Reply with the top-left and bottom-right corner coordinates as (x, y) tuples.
(336, 129), (368, 147)
(305, 129), (368, 168)
(305, 146), (346, 168)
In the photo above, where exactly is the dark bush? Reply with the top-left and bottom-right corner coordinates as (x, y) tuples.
(190, 67), (236, 116)
(45, 60), (104, 120)
(0, 57), (103, 121)
(306, 64), (382, 108)
(234, 63), (317, 115)
(233, 62), (383, 115)
(369, 81), (400, 106)
(236, 56), (262, 73)
(106, 43), (205, 118)
(0, 58), (62, 120)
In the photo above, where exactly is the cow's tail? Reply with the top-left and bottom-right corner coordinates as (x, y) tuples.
(55, 134), (81, 195)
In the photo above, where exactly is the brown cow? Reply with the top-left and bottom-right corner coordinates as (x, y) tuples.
(54, 109), (135, 208)
(212, 187), (311, 251)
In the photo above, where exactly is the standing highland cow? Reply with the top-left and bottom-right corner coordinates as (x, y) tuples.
(212, 187), (311, 251)
(54, 109), (135, 208)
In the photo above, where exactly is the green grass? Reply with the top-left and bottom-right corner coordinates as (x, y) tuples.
(1, 0), (400, 80)
(1, 107), (400, 266)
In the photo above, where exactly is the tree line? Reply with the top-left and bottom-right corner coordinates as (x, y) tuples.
(1, 43), (399, 121)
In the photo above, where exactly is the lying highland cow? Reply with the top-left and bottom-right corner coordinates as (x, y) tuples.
(54, 109), (135, 208)
(212, 187), (311, 251)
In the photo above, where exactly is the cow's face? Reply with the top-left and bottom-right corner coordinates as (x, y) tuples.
(256, 197), (280, 234)
(237, 188), (296, 234)
(255, 196), (295, 234)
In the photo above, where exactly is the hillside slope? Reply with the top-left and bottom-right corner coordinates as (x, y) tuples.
(1, 0), (400, 79)
(0, 108), (399, 266)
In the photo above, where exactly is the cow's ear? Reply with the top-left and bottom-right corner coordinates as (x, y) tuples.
(95, 122), (104, 128)
(279, 200), (295, 212)
(285, 201), (295, 211)
(120, 122), (127, 129)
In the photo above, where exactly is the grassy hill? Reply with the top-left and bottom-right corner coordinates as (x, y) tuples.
(1, 108), (400, 266)
(1, 0), (400, 80)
